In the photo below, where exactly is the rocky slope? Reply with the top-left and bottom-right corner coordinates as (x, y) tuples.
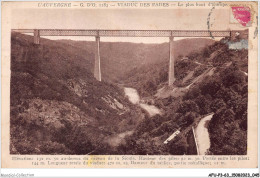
(10, 32), (144, 154)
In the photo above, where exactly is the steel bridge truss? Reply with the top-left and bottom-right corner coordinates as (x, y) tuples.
(12, 29), (234, 37)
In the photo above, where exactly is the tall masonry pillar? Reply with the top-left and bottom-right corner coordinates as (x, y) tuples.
(168, 36), (175, 85)
(34, 29), (40, 44)
(94, 36), (101, 81)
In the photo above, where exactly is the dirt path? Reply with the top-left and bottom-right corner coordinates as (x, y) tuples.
(194, 113), (214, 155)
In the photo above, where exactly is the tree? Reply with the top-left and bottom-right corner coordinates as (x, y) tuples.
(195, 95), (212, 114)
(222, 70), (246, 88)
(208, 108), (247, 155)
(200, 77), (222, 97)
(210, 98), (226, 112)
(168, 137), (188, 155)
(202, 47), (211, 58)
(184, 86), (201, 100)
(177, 100), (199, 114)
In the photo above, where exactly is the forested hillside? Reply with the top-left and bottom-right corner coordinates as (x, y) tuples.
(119, 38), (248, 155)
(10, 32), (144, 154)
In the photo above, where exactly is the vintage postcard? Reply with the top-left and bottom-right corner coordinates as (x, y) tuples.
(1, 1), (258, 169)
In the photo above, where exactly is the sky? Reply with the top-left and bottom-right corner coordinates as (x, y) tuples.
(11, 8), (245, 43)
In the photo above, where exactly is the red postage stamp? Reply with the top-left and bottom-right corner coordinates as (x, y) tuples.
(230, 6), (251, 27)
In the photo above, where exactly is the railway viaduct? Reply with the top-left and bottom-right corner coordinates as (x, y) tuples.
(12, 29), (247, 85)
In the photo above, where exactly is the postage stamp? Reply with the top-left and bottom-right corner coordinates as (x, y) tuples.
(230, 6), (252, 27)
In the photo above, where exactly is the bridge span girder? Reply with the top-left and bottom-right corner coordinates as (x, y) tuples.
(12, 29), (233, 37)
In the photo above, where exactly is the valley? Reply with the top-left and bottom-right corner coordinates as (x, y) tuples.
(10, 32), (248, 155)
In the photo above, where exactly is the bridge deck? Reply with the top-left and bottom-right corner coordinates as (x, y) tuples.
(11, 29), (233, 37)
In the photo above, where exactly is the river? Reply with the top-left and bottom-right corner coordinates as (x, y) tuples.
(124, 87), (161, 117)
(106, 87), (161, 147)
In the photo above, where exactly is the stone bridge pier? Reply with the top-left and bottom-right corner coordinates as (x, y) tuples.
(34, 29), (40, 44)
(168, 36), (175, 85)
(94, 36), (101, 81)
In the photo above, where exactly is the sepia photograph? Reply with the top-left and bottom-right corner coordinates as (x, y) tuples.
(10, 11), (249, 156)
(1, 1), (258, 171)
